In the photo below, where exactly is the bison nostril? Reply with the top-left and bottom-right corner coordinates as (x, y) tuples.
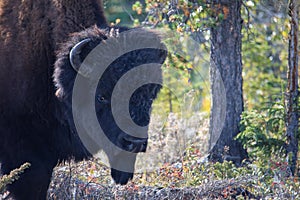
(122, 138), (134, 151)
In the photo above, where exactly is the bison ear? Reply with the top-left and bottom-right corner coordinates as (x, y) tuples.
(69, 38), (92, 77)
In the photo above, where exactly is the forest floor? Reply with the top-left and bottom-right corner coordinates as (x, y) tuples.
(45, 113), (257, 200)
(1, 113), (296, 199)
(47, 159), (256, 200)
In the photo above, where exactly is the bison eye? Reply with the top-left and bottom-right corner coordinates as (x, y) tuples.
(97, 95), (109, 104)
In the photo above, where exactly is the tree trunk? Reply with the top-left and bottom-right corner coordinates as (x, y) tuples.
(208, 0), (248, 165)
(285, 0), (299, 176)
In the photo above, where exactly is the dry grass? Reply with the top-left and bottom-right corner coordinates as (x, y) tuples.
(46, 159), (257, 200)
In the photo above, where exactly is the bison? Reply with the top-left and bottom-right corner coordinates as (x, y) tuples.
(0, 0), (167, 199)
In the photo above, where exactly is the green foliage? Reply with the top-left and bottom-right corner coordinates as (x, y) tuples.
(0, 162), (31, 194)
(132, 1), (143, 15)
(182, 147), (255, 186)
(237, 101), (286, 159)
(242, 0), (289, 109)
(103, 0), (145, 26)
(142, 0), (223, 31)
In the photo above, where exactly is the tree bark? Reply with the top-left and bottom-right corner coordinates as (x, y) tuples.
(208, 0), (248, 164)
(285, 0), (299, 176)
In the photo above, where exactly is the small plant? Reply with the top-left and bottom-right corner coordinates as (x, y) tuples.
(237, 101), (286, 160)
(0, 162), (31, 194)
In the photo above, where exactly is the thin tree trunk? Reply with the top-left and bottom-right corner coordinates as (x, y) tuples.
(285, 0), (299, 176)
(208, 0), (248, 164)
(168, 90), (173, 113)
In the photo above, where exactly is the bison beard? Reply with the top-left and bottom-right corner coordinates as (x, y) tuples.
(0, 1), (167, 200)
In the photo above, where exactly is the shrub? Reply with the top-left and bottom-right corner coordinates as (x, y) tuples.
(0, 162), (31, 194)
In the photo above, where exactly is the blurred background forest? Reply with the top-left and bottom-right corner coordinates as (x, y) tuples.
(102, 0), (298, 165)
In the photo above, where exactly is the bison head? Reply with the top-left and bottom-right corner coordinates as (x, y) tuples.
(53, 26), (167, 184)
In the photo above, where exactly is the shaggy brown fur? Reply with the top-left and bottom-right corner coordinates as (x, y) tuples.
(0, 0), (107, 114)
(0, 2), (108, 199)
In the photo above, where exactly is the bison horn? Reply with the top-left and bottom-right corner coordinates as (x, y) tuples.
(69, 38), (92, 75)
